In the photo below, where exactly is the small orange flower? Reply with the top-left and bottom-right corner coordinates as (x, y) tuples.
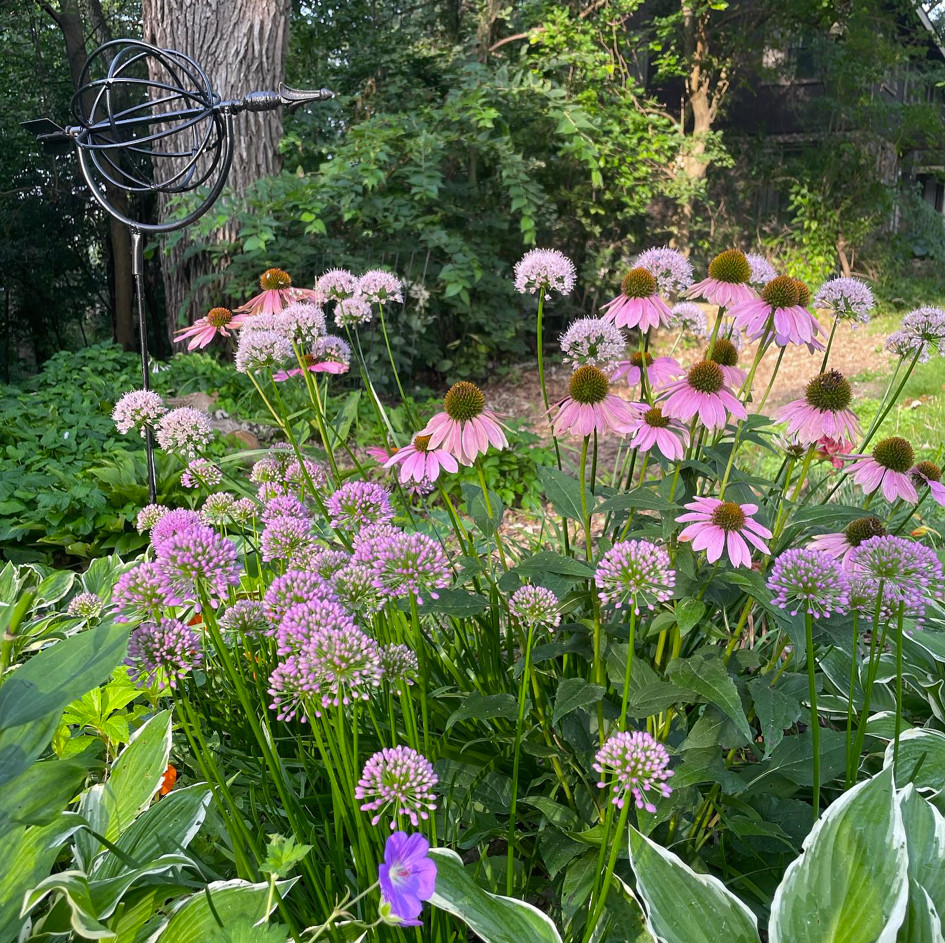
(158, 764), (177, 797)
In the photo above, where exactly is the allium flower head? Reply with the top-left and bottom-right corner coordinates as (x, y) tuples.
(814, 277), (874, 324)
(373, 531), (451, 604)
(611, 352), (684, 390)
(113, 561), (169, 621)
(332, 562), (384, 614)
(261, 515), (314, 563)
(514, 248), (576, 296)
(150, 508), (202, 552)
(602, 267), (673, 332)
(384, 434), (458, 484)
(686, 249), (756, 307)
(593, 731), (673, 812)
(745, 253), (777, 286)
(676, 497), (772, 568)
(334, 296), (373, 328)
(181, 458), (222, 489)
(420, 382), (508, 466)
(297, 546), (350, 580)
(200, 492), (235, 525)
(849, 535), (944, 619)
(155, 407), (214, 457)
(275, 594), (354, 656)
(315, 334), (351, 372)
(219, 599), (270, 636)
(126, 618), (203, 690)
(230, 497), (258, 525)
(379, 644), (419, 687)
(136, 504), (169, 533)
(885, 329), (932, 364)
(634, 246), (693, 294)
(670, 302), (708, 336)
(250, 455), (284, 484)
(912, 460), (945, 507)
(356, 746), (438, 828)
(67, 592), (102, 619)
(846, 436), (918, 503)
(809, 516), (886, 569)
(901, 306), (945, 352)
(621, 404), (690, 461)
(265, 569), (335, 623)
(776, 370), (860, 445)
(157, 522), (242, 607)
(360, 270), (404, 304)
(509, 585), (561, 630)
(767, 548), (851, 618)
(659, 360), (747, 431)
(378, 832), (437, 928)
(352, 523), (402, 564)
(550, 365), (639, 437)
(113, 390), (166, 435)
(327, 481), (395, 529)
(560, 317), (625, 369)
(285, 458), (329, 496)
(595, 541), (675, 612)
(263, 494), (308, 523)
(317, 268), (359, 301)
(280, 301), (327, 347)
(235, 329), (294, 374)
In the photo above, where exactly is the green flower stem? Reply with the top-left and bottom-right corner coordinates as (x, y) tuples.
(580, 436), (593, 562)
(894, 490), (929, 534)
(819, 318), (839, 373)
(291, 342), (341, 481)
(476, 460), (509, 570)
(584, 794), (633, 943)
(850, 580), (887, 776)
(507, 620), (536, 895)
(894, 601), (905, 779)
(347, 326), (397, 441)
(756, 346), (786, 415)
(409, 593), (433, 757)
(618, 606), (637, 730)
(704, 306), (725, 361)
(845, 610), (860, 790)
(723, 597), (755, 663)
(377, 301), (418, 427)
(804, 611), (821, 819)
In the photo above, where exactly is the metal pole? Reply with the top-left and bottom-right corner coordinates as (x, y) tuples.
(131, 227), (158, 503)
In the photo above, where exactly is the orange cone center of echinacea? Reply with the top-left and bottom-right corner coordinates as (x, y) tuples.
(260, 268), (292, 290)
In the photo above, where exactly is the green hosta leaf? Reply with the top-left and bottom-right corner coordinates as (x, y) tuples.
(147, 879), (297, 943)
(899, 786), (945, 919)
(428, 848), (563, 942)
(885, 729), (945, 795)
(769, 768), (908, 943)
(446, 693), (518, 730)
(0, 619), (130, 729)
(666, 649), (752, 744)
(897, 880), (944, 943)
(538, 466), (591, 522)
(0, 710), (61, 787)
(0, 756), (91, 829)
(748, 674), (806, 759)
(627, 826), (760, 943)
(204, 918), (290, 943)
(552, 679), (605, 726)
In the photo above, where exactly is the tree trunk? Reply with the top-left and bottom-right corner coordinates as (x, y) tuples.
(41, 0), (137, 350)
(141, 0), (290, 342)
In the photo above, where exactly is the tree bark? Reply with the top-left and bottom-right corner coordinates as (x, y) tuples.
(40, 0), (136, 350)
(141, 0), (290, 342)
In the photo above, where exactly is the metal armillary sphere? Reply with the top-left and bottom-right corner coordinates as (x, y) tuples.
(24, 39), (333, 501)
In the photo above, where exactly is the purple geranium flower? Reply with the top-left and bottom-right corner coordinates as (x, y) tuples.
(378, 832), (437, 927)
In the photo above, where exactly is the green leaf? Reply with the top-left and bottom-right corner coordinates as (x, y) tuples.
(751, 729), (847, 789)
(899, 786), (945, 920)
(897, 880), (943, 943)
(0, 619), (130, 729)
(628, 826), (760, 943)
(769, 768), (908, 943)
(205, 918), (290, 943)
(0, 710), (61, 787)
(462, 483), (505, 537)
(397, 589), (488, 617)
(625, 682), (698, 718)
(885, 729), (945, 795)
(446, 693), (518, 730)
(673, 598), (706, 636)
(666, 650), (752, 743)
(551, 679), (605, 726)
(144, 879), (296, 943)
(0, 756), (90, 829)
(537, 466), (590, 522)
(429, 848), (563, 942)
(748, 674), (806, 759)
(515, 552), (595, 579)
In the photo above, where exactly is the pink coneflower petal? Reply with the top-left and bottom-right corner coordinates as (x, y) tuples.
(675, 497), (770, 568)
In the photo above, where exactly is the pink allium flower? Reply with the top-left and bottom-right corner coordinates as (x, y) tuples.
(230, 498), (258, 524)
(280, 301), (327, 346)
(136, 503), (169, 533)
(885, 329), (932, 364)
(264, 570), (334, 623)
(595, 540), (676, 612)
(670, 302), (708, 337)
(262, 494), (308, 523)
(378, 643), (418, 686)
(317, 268), (359, 301)
(659, 360), (746, 431)
(359, 270), (404, 304)
(334, 296), (373, 328)
(174, 306), (248, 350)
(776, 370), (860, 445)
(351, 523), (402, 565)
(201, 492), (236, 526)
(509, 585), (561, 630)
(356, 746), (438, 828)
(181, 458), (222, 489)
(67, 592), (102, 620)
(611, 352), (683, 390)
(676, 497), (772, 567)
(112, 389), (166, 435)
(745, 253), (777, 287)
(814, 277), (874, 324)
(550, 365), (639, 437)
(846, 436), (918, 503)
(237, 268), (298, 316)
(261, 515), (315, 563)
(730, 275), (823, 348)
(601, 268), (673, 332)
(156, 521), (242, 608)
(235, 329), (294, 374)
(593, 730), (673, 812)
(634, 246), (693, 294)
(767, 548), (851, 619)
(815, 435), (855, 469)
(275, 595), (355, 657)
(419, 381), (507, 466)
(513, 248), (576, 296)
(685, 249), (756, 307)
(150, 508), (201, 551)
(113, 561), (168, 621)
(912, 460), (945, 507)
(126, 618), (203, 690)
(901, 306), (945, 353)
(560, 317), (625, 370)
(809, 516), (886, 569)
(704, 336), (745, 388)
(384, 433), (459, 483)
(332, 563), (384, 615)
(327, 481), (394, 529)
(219, 599), (269, 636)
(155, 407), (214, 457)
(621, 404), (690, 461)
(373, 531), (451, 604)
